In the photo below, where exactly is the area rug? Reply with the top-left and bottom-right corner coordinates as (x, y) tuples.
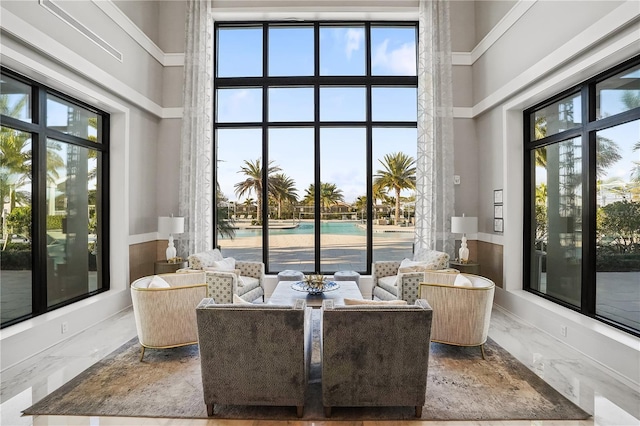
(24, 313), (590, 421)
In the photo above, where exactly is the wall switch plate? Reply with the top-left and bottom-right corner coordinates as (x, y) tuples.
(454, 175), (461, 185)
(61, 322), (68, 334)
(560, 325), (567, 337)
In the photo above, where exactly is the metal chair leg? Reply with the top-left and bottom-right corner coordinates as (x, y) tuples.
(139, 346), (146, 362)
(480, 344), (485, 360)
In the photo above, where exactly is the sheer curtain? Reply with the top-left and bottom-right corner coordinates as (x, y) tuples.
(177, 0), (214, 257)
(414, 0), (455, 255)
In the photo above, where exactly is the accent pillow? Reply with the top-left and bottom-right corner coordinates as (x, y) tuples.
(211, 257), (236, 271)
(398, 258), (437, 273)
(134, 277), (152, 288)
(148, 275), (171, 288)
(233, 294), (252, 305)
(343, 298), (408, 305)
(453, 274), (473, 287)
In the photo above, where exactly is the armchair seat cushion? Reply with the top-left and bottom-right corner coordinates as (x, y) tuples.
(377, 276), (399, 295)
(237, 276), (260, 294)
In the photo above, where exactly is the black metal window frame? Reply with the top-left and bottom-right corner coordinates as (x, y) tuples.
(212, 21), (418, 275)
(0, 67), (110, 329)
(523, 55), (640, 336)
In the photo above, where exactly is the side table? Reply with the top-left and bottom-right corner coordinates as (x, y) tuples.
(154, 260), (188, 274)
(449, 261), (480, 275)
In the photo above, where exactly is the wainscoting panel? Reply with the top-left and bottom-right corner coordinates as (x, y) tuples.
(128, 241), (157, 283)
(477, 240), (504, 288)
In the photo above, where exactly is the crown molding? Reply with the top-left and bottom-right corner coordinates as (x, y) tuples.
(0, 7), (164, 118)
(471, 0), (640, 118)
(470, 0), (537, 64)
(90, 0), (180, 67)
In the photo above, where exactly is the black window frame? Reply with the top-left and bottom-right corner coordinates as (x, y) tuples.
(0, 67), (110, 329)
(523, 55), (640, 337)
(213, 21), (418, 275)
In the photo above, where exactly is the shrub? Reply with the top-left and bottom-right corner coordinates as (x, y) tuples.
(0, 250), (31, 270)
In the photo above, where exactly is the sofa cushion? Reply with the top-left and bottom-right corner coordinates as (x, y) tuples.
(236, 276), (260, 295)
(344, 298), (407, 305)
(377, 275), (399, 296)
(233, 294), (252, 304)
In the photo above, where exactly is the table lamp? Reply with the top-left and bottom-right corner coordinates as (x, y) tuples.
(158, 216), (184, 261)
(451, 214), (478, 263)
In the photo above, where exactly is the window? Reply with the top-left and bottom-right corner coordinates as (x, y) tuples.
(0, 68), (109, 328)
(524, 57), (640, 335)
(214, 22), (418, 274)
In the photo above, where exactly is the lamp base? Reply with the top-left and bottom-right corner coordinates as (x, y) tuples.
(458, 235), (470, 264)
(166, 234), (177, 261)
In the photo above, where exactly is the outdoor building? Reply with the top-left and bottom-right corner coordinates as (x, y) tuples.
(0, 1), (638, 425)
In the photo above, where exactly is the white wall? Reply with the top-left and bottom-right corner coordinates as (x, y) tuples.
(473, 0), (640, 389)
(0, 0), (165, 371)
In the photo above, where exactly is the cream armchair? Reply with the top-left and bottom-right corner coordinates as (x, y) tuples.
(185, 248), (265, 303)
(372, 248), (456, 304)
(130, 272), (207, 361)
(419, 272), (495, 359)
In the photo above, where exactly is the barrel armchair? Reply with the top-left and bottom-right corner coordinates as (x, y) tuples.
(419, 271), (495, 359)
(130, 272), (207, 361)
(372, 248), (457, 304)
(182, 248), (265, 303)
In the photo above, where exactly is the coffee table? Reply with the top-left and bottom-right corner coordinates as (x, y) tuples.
(269, 280), (363, 308)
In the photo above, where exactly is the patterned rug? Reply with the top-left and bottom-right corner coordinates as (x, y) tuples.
(24, 313), (590, 421)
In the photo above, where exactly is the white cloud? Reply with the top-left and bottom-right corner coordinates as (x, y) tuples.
(372, 39), (416, 75)
(344, 28), (363, 60)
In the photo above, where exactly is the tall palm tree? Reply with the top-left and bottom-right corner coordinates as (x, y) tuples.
(234, 159), (281, 223)
(374, 152), (416, 225)
(303, 182), (344, 213)
(270, 173), (298, 219)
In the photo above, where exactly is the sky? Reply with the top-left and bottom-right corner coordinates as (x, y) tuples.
(215, 25), (419, 205)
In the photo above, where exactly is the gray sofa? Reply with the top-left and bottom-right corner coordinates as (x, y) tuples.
(321, 299), (433, 417)
(195, 298), (312, 417)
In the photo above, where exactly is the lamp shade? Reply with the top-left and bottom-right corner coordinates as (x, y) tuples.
(451, 216), (477, 234)
(158, 216), (184, 235)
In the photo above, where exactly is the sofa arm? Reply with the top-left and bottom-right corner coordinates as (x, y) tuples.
(236, 261), (265, 281)
(372, 261), (401, 285)
(397, 271), (426, 305)
(204, 271), (237, 304)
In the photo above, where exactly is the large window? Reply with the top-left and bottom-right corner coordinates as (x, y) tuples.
(214, 23), (418, 274)
(524, 57), (640, 335)
(0, 68), (109, 328)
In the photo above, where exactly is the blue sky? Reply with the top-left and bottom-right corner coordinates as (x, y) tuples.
(215, 25), (418, 204)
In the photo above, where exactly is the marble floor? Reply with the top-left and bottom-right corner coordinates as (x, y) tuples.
(1, 304), (639, 426)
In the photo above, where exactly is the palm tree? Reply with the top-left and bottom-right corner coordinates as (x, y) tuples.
(353, 195), (367, 220)
(234, 159), (281, 223)
(374, 152), (416, 225)
(270, 173), (298, 219)
(303, 182), (344, 214)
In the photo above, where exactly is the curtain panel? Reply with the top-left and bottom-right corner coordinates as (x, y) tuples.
(177, 0), (214, 257)
(415, 0), (455, 255)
